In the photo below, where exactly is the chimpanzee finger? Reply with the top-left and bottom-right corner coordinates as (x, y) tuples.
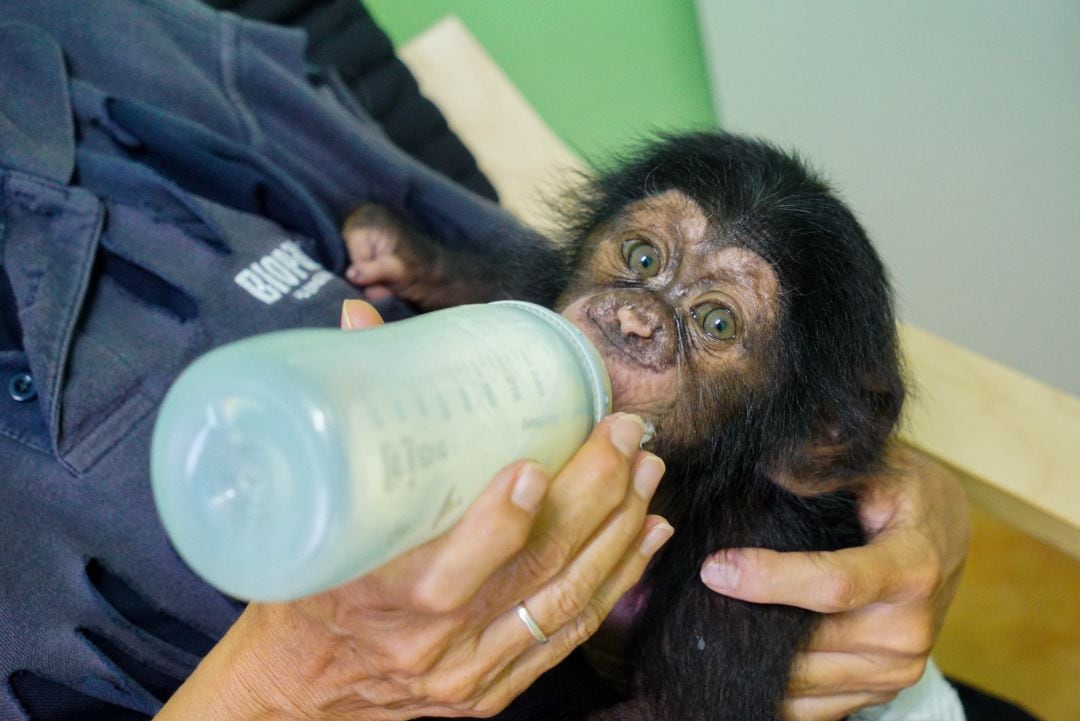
(360, 284), (394, 302)
(345, 253), (407, 287)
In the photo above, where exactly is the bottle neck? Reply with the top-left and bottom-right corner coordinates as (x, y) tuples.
(491, 301), (612, 426)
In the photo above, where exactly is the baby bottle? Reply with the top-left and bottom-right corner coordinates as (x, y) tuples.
(150, 301), (611, 601)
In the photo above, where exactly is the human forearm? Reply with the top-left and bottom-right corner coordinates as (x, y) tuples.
(156, 607), (303, 721)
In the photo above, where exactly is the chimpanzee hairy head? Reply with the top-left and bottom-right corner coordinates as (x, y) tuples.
(556, 131), (905, 495)
(549, 132), (906, 721)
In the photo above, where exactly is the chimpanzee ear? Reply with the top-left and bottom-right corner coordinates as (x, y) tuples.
(767, 437), (860, 496)
(767, 382), (903, 496)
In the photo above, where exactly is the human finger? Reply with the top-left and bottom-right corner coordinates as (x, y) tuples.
(369, 460), (550, 613)
(540, 513), (673, 648)
(507, 453), (666, 641)
(361, 284), (394, 302)
(339, 298), (385, 330)
(432, 425), (661, 702)
(787, 649), (927, 698)
(700, 535), (929, 613)
(342, 226), (377, 260)
(539, 413), (648, 552)
(862, 447), (970, 632)
(801, 602), (933, 657)
(398, 500), (670, 718)
(470, 515), (674, 716)
(779, 691), (894, 721)
(345, 253), (406, 287)
(494, 413), (647, 600)
(452, 453), (666, 697)
(583, 513), (673, 624)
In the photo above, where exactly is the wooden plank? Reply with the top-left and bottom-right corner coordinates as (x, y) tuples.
(898, 324), (1080, 558)
(400, 17), (1080, 560)
(398, 17), (580, 235)
(935, 505), (1080, 721)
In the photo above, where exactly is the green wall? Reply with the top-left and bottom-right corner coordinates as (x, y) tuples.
(364, 0), (716, 163)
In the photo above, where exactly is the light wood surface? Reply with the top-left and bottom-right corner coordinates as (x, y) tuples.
(935, 505), (1080, 721)
(898, 324), (1080, 559)
(400, 17), (1080, 560)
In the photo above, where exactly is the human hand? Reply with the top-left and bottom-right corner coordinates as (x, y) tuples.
(235, 420), (670, 720)
(699, 446), (970, 721)
(160, 300), (672, 720)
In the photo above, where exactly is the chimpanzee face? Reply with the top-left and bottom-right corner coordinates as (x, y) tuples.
(556, 189), (781, 449)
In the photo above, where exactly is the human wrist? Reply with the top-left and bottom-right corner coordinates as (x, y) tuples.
(850, 659), (965, 721)
(156, 604), (312, 721)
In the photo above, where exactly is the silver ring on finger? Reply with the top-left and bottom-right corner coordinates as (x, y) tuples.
(515, 602), (549, 645)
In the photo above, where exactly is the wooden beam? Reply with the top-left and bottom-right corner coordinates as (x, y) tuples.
(398, 17), (579, 234)
(898, 324), (1080, 558)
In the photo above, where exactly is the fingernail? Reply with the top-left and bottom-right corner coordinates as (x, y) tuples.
(640, 523), (674, 557)
(610, 414), (646, 458)
(633, 455), (665, 499)
(340, 300), (354, 329)
(701, 557), (741, 591)
(511, 463), (547, 514)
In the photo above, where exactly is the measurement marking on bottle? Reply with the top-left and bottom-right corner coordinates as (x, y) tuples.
(481, 381), (498, 408)
(528, 364), (546, 398)
(380, 437), (449, 492)
(496, 355), (523, 402)
(522, 414), (557, 430)
(436, 394), (451, 420)
(430, 487), (463, 530)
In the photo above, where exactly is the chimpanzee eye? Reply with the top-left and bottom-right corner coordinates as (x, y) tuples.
(694, 304), (738, 341)
(621, 239), (661, 278)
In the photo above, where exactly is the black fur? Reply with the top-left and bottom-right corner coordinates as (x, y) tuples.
(554, 132), (905, 721)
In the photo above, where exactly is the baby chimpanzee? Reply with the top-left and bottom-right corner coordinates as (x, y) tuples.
(343, 132), (905, 721)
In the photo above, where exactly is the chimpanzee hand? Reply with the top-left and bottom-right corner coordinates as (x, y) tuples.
(342, 204), (497, 310)
(699, 446), (970, 721)
(156, 299), (673, 721)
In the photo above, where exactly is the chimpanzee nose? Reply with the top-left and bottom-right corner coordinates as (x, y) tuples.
(616, 304), (658, 339)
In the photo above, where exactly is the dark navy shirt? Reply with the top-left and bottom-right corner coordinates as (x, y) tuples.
(0, 1), (553, 718)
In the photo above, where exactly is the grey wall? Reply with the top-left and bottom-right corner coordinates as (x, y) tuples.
(695, 0), (1080, 396)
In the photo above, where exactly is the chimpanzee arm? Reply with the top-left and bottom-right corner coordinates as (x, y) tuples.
(342, 203), (568, 310)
